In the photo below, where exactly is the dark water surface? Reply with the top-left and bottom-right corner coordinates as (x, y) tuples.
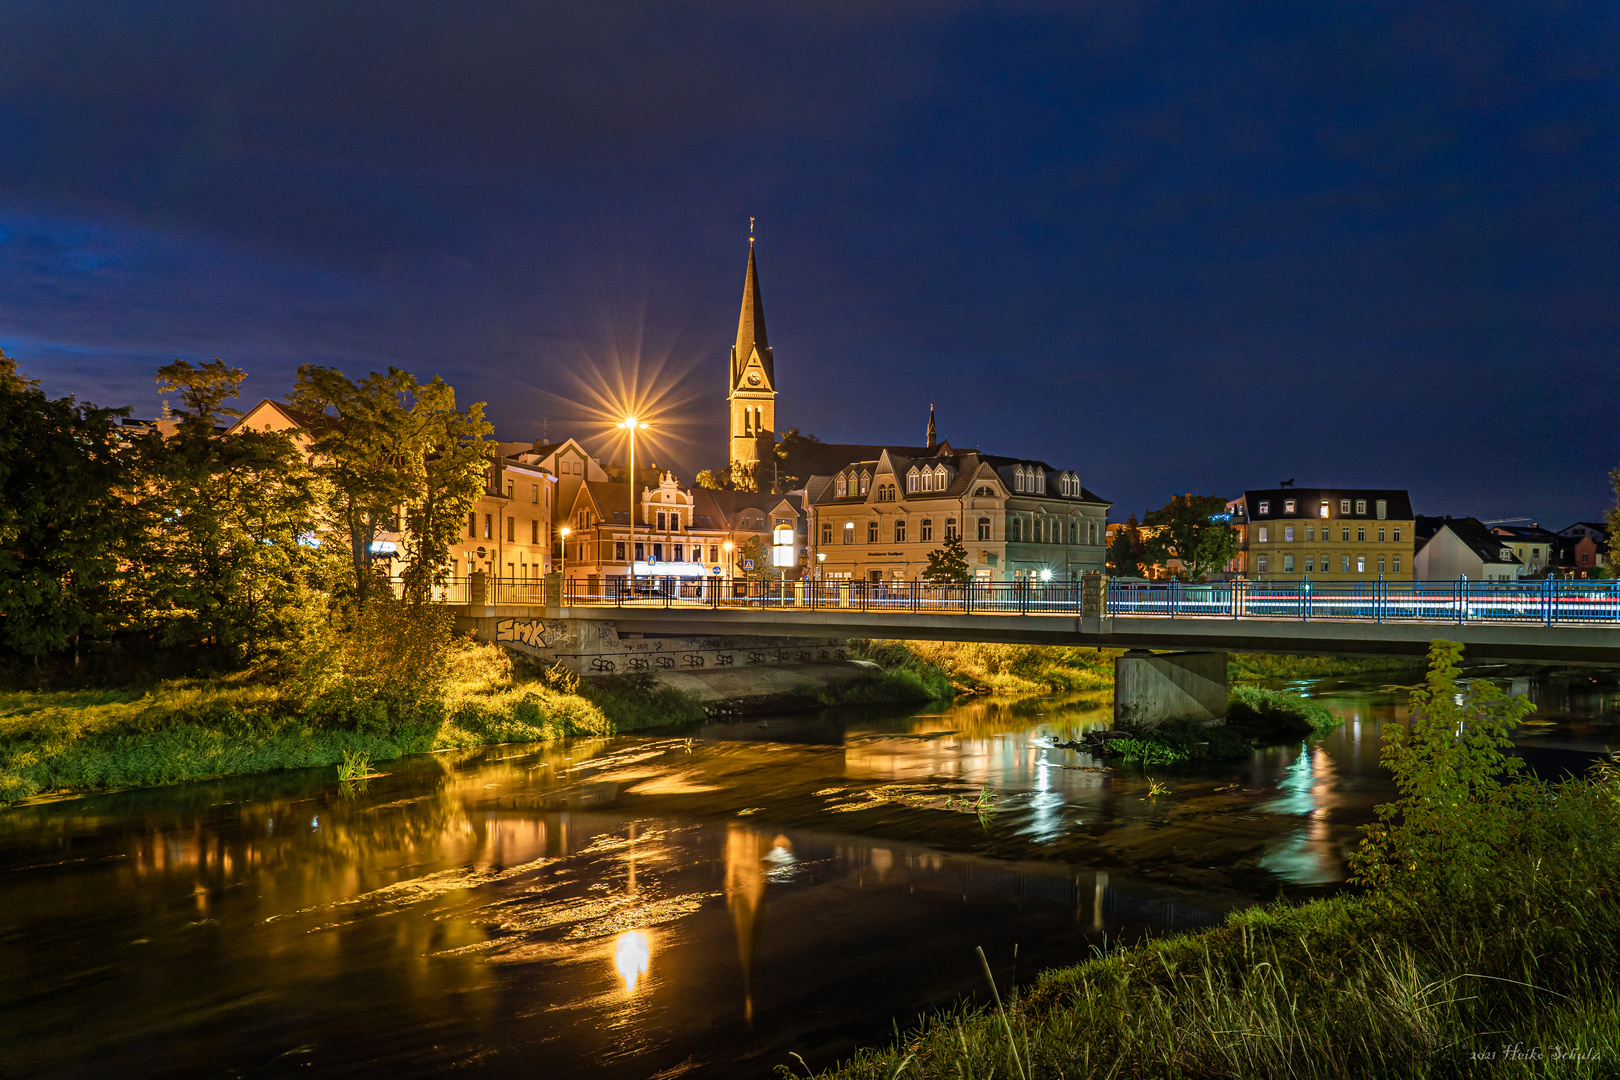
(2, 667), (1615, 1078)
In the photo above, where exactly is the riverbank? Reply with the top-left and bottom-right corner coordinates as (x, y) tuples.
(0, 656), (704, 805)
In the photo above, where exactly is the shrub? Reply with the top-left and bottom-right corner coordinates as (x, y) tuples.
(1226, 685), (1340, 739)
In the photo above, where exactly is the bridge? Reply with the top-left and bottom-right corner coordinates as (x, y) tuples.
(448, 575), (1620, 668)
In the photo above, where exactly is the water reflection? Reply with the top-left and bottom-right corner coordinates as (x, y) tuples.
(614, 929), (652, 993)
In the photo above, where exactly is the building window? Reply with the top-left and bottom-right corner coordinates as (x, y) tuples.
(1394, 556), (1402, 574)
(894, 520), (906, 543)
(1342, 527), (1350, 542)
(867, 520), (878, 543)
(648, 542), (661, 562)
(483, 514), (493, 539)
(1010, 519), (1021, 542)
(531, 520), (539, 544)
(1339, 499), (1350, 514)
(920, 519), (933, 542)
(975, 485), (993, 497)
(1376, 499), (1387, 520)
(673, 543), (684, 561)
(1305, 556), (1314, 572)
(1357, 527), (1366, 542)
(843, 522), (855, 544)
(907, 470), (919, 493)
(469, 512), (477, 538)
(977, 517), (991, 540)
(656, 510), (666, 531)
(1258, 500), (1270, 515)
(1377, 556), (1386, 573)
(505, 480), (514, 498)
(1257, 555), (1269, 573)
(1355, 499), (1367, 514)
(822, 522), (833, 545)
(1257, 526), (1269, 542)
(634, 542), (645, 561)
(505, 517), (514, 542)
(1284, 499), (1296, 514)
(1284, 555), (1295, 572)
(1069, 521), (1077, 544)
(945, 517), (959, 540)
(836, 475), (848, 497)
(1394, 527), (1402, 542)
(1357, 555), (1366, 573)
(1377, 527), (1386, 542)
(614, 541), (626, 561)
(859, 473), (871, 495)
(1284, 526), (1294, 542)
(1341, 555), (1351, 573)
(1306, 526), (1315, 542)
(1089, 521), (1098, 545)
(1319, 502), (1330, 518)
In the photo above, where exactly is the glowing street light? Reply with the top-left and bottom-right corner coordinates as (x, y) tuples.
(723, 540), (734, 589)
(619, 416), (649, 596)
(558, 526), (571, 583)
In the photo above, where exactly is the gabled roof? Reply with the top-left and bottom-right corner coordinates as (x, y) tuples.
(807, 449), (1106, 506)
(1489, 524), (1558, 541)
(1417, 516), (1522, 565)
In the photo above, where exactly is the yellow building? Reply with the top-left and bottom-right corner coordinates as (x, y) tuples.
(1239, 487), (1415, 581)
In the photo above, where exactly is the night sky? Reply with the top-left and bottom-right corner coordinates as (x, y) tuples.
(2, 2), (1616, 526)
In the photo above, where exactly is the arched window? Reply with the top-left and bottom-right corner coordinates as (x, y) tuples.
(934, 465), (948, 489)
(975, 485), (993, 497)
(835, 474), (847, 498)
(894, 519), (906, 543)
(907, 468), (920, 493)
(843, 521), (855, 544)
(859, 472), (871, 495)
(977, 517), (991, 540)
(866, 520), (878, 543)
(945, 517), (958, 540)
(1010, 518), (1021, 542)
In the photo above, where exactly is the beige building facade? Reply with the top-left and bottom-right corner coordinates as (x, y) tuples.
(1241, 487), (1416, 581)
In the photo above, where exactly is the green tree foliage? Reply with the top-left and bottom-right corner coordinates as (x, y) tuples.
(289, 366), (490, 607)
(1142, 494), (1237, 581)
(694, 468), (730, 490)
(921, 534), (971, 584)
(133, 360), (321, 662)
(1607, 461), (1620, 568)
(0, 351), (132, 663)
(735, 535), (774, 580)
(1349, 639), (1535, 909)
(1106, 514), (1146, 578)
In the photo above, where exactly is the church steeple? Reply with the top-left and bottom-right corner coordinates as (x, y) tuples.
(926, 403), (937, 449)
(731, 240), (773, 393)
(728, 234), (777, 485)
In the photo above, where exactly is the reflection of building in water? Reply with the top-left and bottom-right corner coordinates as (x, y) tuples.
(724, 824), (774, 1025)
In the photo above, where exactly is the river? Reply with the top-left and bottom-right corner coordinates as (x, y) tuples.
(2, 667), (1615, 1078)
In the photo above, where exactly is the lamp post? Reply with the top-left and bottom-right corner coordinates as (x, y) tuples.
(723, 540), (734, 594)
(619, 416), (648, 597)
(816, 551), (826, 580)
(558, 526), (570, 585)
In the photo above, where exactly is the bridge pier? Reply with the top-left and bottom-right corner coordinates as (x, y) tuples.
(1114, 650), (1228, 728)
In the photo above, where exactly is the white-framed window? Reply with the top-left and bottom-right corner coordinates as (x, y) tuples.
(1358, 527), (1366, 542)
(1378, 527), (1386, 542)
(1340, 499), (1351, 513)
(920, 519), (933, 542)
(843, 522), (854, 544)
(1356, 499), (1367, 514)
(859, 472), (871, 495)
(945, 517), (958, 539)
(1376, 499), (1387, 520)
(867, 520), (878, 543)
(1257, 526), (1269, 542)
(1284, 499), (1296, 514)
(1357, 556), (1366, 573)
(1284, 526), (1294, 542)
(1394, 556), (1402, 574)
(1341, 555), (1351, 572)
(907, 468), (920, 493)
(1394, 527), (1402, 542)
(1258, 555), (1269, 573)
(1284, 555), (1295, 573)
(1306, 526), (1315, 541)
(1258, 500), (1270, 514)
(836, 474), (848, 497)
(894, 520), (906, 543)
(976, 517), (990, 540)
(1377, 556), (1386, 573)
(1305, 556), (1314, 572)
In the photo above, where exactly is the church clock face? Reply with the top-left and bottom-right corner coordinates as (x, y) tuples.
(746, 371), (762, 386)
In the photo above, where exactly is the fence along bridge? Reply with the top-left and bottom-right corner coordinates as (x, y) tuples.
(447, 575), (1620, 667)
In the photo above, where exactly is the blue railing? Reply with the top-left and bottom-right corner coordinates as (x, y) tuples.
(508, 574), (1620, 626)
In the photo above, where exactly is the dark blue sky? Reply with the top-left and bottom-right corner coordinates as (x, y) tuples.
(2, 1), (1616, 525)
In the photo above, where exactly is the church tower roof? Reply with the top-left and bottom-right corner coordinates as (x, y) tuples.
(926, 403), (937, 449)
(731, 241), (774, 391)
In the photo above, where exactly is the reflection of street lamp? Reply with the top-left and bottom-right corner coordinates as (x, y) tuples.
(559, 526), (571, 582)
(619, 416), (649, 594)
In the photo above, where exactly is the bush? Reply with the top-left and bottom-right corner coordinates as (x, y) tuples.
(1226, 685), (1340, 739)
(851, 640), (1114, 695)
(577, 673), (706, 732)
(1100, 718), (1255, 765)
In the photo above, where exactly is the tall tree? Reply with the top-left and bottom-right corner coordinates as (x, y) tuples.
(1142, 495), (1237, 582)
(135, 359), (319, 661)
(921, 534), (972, 584)
(1106, 515), (1146, 578)
(1607, 463), (1620, 571)
(289, 366), (489, 606)
(0, 351), (131, 664)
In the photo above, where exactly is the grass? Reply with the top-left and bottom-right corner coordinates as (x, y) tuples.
(851, 640), (1117, 695)
(1226, 684), (1342, 737)
(0, 641), (707, 804)
(818, 662), (956, 706)
(1099, 717), (1258, 765)
(1229, 651), (1425, 681)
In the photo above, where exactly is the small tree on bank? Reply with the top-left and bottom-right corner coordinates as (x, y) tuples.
(1106, 514), (1146, 578)
(1143, 494), (1237, 582)
(921, 535), (971, 584)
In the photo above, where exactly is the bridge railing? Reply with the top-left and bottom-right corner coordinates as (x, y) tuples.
(454, 574), (1620, 626)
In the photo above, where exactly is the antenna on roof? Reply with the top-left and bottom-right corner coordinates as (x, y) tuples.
(749, 216), (755, 244)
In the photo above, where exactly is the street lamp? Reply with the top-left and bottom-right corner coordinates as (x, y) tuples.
(816, 551), (826, 580)
(558, 526), (570, 585)
(723, 540), (734, 593)
(619, 416), (649, 597)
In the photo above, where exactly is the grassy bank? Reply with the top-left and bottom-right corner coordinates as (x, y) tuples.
(0, 648), (703, 805)
(1229, 651), (1426, 680)
(851, 640), (1115, 695)
(807, 643), (1620, 1079)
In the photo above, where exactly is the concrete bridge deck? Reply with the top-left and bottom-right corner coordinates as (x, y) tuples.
(453, 602), (1620, 665)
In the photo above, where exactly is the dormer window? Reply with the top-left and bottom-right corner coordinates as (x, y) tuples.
(859, 471), (870, 495)
(1340, 499), (1351, 514)
(907, 467), (920, 493)
(1284, 499), (1296, 514)
(1319, 502), (1330, 518)
(1258, 500), (1270, 515)
(1355, 499), (1367, 514)
(835, 474), (848, 498)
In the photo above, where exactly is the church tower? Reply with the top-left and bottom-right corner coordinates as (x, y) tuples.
(728, 238), (776, 484)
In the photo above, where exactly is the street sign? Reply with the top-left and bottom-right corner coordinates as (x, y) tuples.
(711, 566), (722, 575)
(743, 559), (754, 570)
(476, 546), (487, 559)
